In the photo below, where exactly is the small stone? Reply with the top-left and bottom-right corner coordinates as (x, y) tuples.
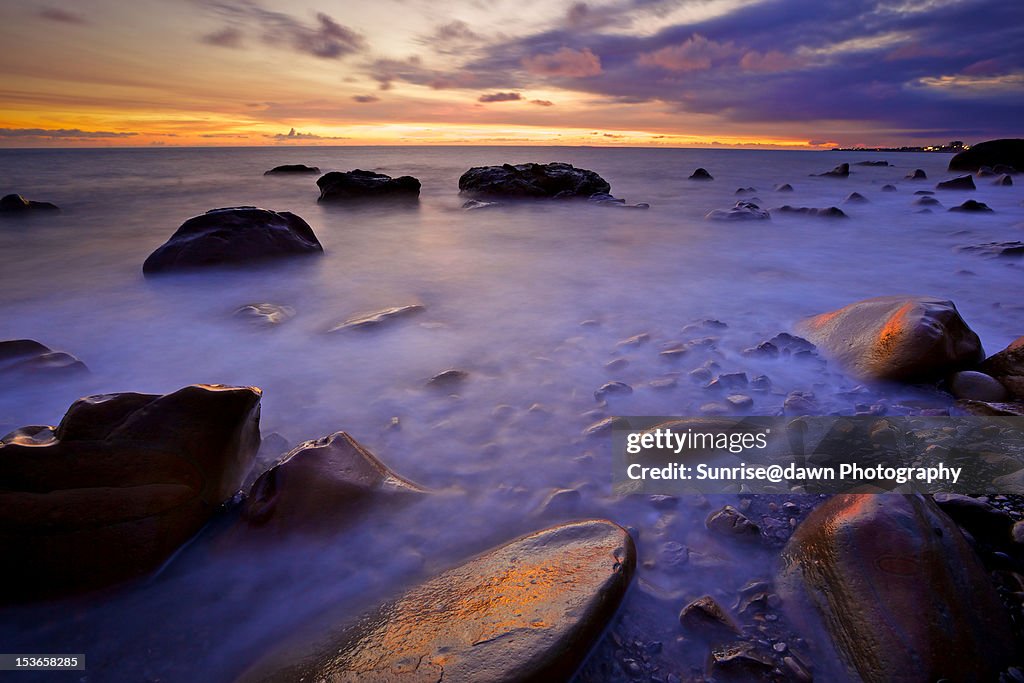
(700, 402), (731, 416)
(678, 596), (740, 638)
(427, 369), (469, 389)
(726, 394), (753, 409)
(617, 333), (650, 347)
(595, 381), (633, 401)
(689, 367), (713, 382)
(582, 416), (627, 437)
(750, 375), (772, 391)
(706, 505), (760, 539)
(649, 377), (678, 390)
(604, 358), (629, 372)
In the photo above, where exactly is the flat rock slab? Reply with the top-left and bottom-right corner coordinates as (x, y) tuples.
(778, 494), (1016, 683)
(329, 305), (425, 332)
(238, 520), (635, 683)
(795, 295), (983, 382)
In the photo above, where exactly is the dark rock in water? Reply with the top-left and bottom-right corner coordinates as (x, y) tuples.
(679, 596), (741, 640)
(778, 494), (1016, 683)
(795, 295), (984, 382)
(906, 168), (927, 180)
(588, 192), (649, 209)
(914, 189), (934, 195)
(689, 167), (713, 181)
(815, 162), (849, 177)
(995, 174), (1013, 186)
(956, 399), (1024, 417)
(777, 205), (847, 218)
(955, 241), (1024, 259)
(427, 368), (469, 389)
(708, 643), (775, 681)
(914, 196), (941, 206)
(981, 335), (1024, 398)
(462, 199), (499, 210)
(264, 164), (319, 175)
(706, 505), (760, 540)
(459, 162), (610, 199)
(948, 138), (1024, 172)
(949, 199), (992, 213)
(0, 193), (59, 212)
(595, 381), (633, 400)
(775, 183), (794, 192)
(0, 339), (87, 378)
(233, 303), (294, 326)
(881, 184), (897, 192)
(993, 163), (1017, 175)
(947, 370), (1008, 401)
(705, 201), (770, 221)
(143, 207), (323, 275)
(329, 304), (425, 332)
(936, 175), (976, 190)
(317, 169), (420, 201)
(0, 384), (261, 602)
(933, 492), (1014, 543)
(764, 332), (817, 357)
(734, 186), (757, 195)
(237, 520), (635, 683)
(844, 192), (868, 203)
(242, 431), (423, 534)
(854, 160), (889, 166)
(976, 165), (997, 177)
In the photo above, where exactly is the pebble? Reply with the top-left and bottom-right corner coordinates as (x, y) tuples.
(617, 333), (650, 347)
(649, 377), (678, 390)
(595, 381), (633, 401)
(604, 358), (630, 372)
(700, 402), (732, 415)
(726, 394), (753, 409)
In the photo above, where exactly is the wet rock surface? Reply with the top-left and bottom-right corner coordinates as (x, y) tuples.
(689, 167), (714, 181)
(317, 169), (421, 201)
(937, 175), (977, 190)
(776, 205), (848, 218)
(956, 240), (1024, 258)
(981, 336), (1024, 398)
(815, 162), (849, 178)
(143, 207), (323, 274)
(458, 162), (611, 199)
(264, 164), (319, 175)
(0, 339), (87, 378)
(0, 193), (59, 212)
(950, 199), (993, 212)
(328, 304), (425, 332)
(949, 138), (1024, 172)
(238, 520), (636, 683)
(233, 303), (295, 326)
(705, 201), (770, 221)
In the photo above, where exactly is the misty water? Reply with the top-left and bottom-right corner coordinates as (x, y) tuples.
(1, 146), (1021, 680)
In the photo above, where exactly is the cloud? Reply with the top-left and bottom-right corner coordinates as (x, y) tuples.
(478, 91), (523, 102)
(0, 128), (137, 139)
(202, 27), (244, 48)
(739, 49), (804, 73)
(38, 7), (87, 24)
(196, 2), (365, 59)
(433, 20), (481, 42)
(636, 34), (735, 71)
(266, 127), (348, 141)
(522, 47), (602, 77)
(352, 94), (380, 103)
(531, 99), (554, 106)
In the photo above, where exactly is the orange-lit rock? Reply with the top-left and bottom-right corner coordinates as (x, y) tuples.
(237, 520), (635, 682)
(981, 335), (1024, 398)
(778, 494), (1016, 683)
(0, 384), (262, 602)
(795, 296), (983, 382)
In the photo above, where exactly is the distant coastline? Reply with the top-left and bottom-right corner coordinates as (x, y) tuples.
(831, 141), (966, 153)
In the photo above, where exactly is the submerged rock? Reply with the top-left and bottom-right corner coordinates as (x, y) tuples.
(0, 193), (59, 212)
(689, 167), (714, 181)
(949, 199), (993, 213)
(706, 505), (760, 540)
(233, 303), (294, 326)
(778, 494), (1016, 683)
(143, 207), (323, 274)
(329, 304), (425, 332)
(264, 164), (319, 175)
(815, 162), (849, 177)
(996, 174), (1013, 186)
(242, 431), (423, 534)
(796, 295), (984, 382)
(855, 160), (889, 166)
(588, 192), (649, 209)
(948, 138), (1024, 172)
(317, 169), (420, 201)
(427, 368), (469, 389)
(0, 339), (87, 378)
(459, 162), (610, 199)
(936, 175), (976, 190)
(981, 335), (1024, 398)
(905, 168), (927, 180)
(955, 241), (1024, 258)
(679, 595), (741, 640)
(776, 205), (848, 218)
(0, 384), (262, 602)
(237, 520), (635, 683)
(462, 199), (499, 211)
(914, 196), (941, 207)
(844, 192), (868, 203)
(705, 201), (770, 221)
(881, 184), (897, 192)
(775, 183), (794, 192)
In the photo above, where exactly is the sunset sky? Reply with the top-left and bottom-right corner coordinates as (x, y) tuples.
(1, 0), (1021, 148)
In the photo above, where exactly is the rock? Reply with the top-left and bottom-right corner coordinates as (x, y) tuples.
(427, 369), (469, 389)
(462, 199), (500, 210)
(993, 164), (1017, 175)
(706, 505), (760, 539)
(735, 187), (757, 195)
(0, 193), (60, 212)
(776, 205), (848, 218)
(948, 370), (1008, 401)
(707, 372), (748, 390)
(242, 431), (423, 533)
(237, 520), (635, 683)
(778, 494), (1017, 682)
(765, 332), (817, 357)
(976, 165), (997, 177)
(855, 160), (889, 166)
(936, 175), (976, 190)
(458, 162), (610, 199)
(689, 168), (713, 181)
(705, 201), (770, 221)
(582, 416), (628, 437)
(795, 296), (984, 382)
(906, 169), (927, 180)
(678, 596), (740, 639)
(588, 192), (649, 209)
(881, 184), (897, 192)
(948, 138), (1024, 172)
(1013, 520), (1024, 544)
(932, 492), (1013, 544)
(775, 183), (794, 192)
(708, 643), (774, 680)
(143, 207), (322, 274)
(993, 468), (1024, 492)
(328, 304), (425, 332)
(0, 384), (261, 601)
(949, 199), (992, 213)
(914, 196), (941, 206)
(844, 192), (868, 204)
(726, 394), (753, 409)
(995, 174), (1013, 186)
(264, 164), (319, 175)
(233, 303), (294, 326)
(595, 381), (633, 401)
(784, 391), (817, 414)
(540, 488), (581, 516)
(816, 162), (850, 177)
(317, 169), (420, 201)
(955, 241), (1024, 258)
(0, 339), (87, 378)
(980, 335), (1024, 398)
(956, 399), (1024, 417)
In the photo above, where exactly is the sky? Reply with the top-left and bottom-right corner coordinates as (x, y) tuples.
(0, 0), (1021, 148)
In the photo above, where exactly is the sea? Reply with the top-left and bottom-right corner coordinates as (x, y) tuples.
(0, 146), (1021, 680)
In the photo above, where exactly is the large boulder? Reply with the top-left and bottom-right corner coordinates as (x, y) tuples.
(948, 138), (1024, 172)
(0, 193), (59, 212)
(778, 494), (1016, 683)
(237, 520), (635, 682)
(142, 207), (322, 275)
(458, 162), (611, 199)
(264, 164), (319, 175)
(0, 384), (262, 601)
(242, 431), (424, 534)
(316, 169), (421, 202)
(0, 339), (87, 378)
(980, 335), (1024, 398)
(796, 296), (983, 382)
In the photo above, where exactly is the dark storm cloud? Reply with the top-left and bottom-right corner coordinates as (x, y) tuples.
(194, 1), (366, 59)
